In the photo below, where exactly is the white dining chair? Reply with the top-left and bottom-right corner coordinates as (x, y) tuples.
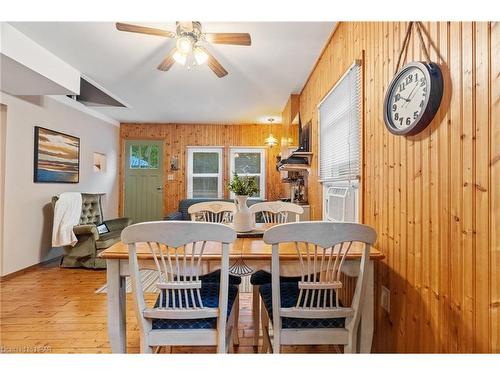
(248, 201), (304, 348)
(259, 221), (376, 353)
(188, 201), (237, 223)
(121, 221), (238, 353)
(188, 200), (242, 345)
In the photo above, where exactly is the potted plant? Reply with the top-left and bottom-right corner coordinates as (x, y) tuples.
(228, 172), (258, 232)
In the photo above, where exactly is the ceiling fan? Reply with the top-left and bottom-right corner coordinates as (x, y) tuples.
(115, 21), (251, 78)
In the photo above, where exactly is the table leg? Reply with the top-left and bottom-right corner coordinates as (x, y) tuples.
(106, 259), (127, 353)
(359, 260), (374, 353)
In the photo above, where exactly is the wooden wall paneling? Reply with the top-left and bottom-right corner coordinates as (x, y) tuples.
(461, 21), (475, 353)
(298, 21), (498, 352)
(437, 21), (451, 354)
(448, 22), (462, 352)
(491, 21), (500, 354)
(428, 21), (441, 353)
(474, 21), (491, 353)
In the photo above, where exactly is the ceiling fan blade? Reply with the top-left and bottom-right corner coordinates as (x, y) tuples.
(204, 33), (251, 46)
(157, 49), (177, 72)
(199, 47), (228, 78)
(116, 22), (176, 38)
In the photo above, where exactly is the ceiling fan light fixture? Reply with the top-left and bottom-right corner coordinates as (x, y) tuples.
(193, 47), (209, 65)
(173, 50), (187, 65)
(176, 36), (194, 54)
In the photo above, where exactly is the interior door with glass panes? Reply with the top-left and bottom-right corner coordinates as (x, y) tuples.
(124, 140), (163, 223)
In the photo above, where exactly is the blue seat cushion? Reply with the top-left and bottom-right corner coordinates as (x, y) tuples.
(250, 270), (319, 286)
(200, 269), (242, 285)
(259, 282), (345, 329)
(151, 283), (238, 330)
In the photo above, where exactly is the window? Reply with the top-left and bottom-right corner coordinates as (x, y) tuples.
(229, 148), (266, 199)
(187, 147), (223, 198)
(129, 144), (159, 169)
(318, 62), (361, 221)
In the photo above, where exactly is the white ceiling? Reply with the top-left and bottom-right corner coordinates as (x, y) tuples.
(9, 22), (334, 124)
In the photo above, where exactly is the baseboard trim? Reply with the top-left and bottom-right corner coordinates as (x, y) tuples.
(0, 256), (62, 281)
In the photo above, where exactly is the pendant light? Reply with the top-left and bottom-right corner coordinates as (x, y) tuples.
(264, 118), (278, 148)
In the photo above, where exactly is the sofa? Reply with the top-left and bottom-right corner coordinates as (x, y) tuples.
(52, 193), (132, 269)
(165, 198), (264, 221)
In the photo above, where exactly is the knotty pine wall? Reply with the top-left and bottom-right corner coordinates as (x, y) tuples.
(299, 22), (499, 352)
(119, 123), (287, 216)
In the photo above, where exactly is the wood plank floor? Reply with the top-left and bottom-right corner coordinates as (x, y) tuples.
(0, 261), (341, 354)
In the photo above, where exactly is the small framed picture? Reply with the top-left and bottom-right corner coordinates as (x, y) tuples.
(96, 223), (110, 235)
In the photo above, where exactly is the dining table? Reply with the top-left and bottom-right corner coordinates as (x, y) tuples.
(99, 223), (384, 353)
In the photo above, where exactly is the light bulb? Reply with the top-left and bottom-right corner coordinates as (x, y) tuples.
(193, 47), (209, 65)
(176, 37), (193, 54)
(173, 50), (187, 65)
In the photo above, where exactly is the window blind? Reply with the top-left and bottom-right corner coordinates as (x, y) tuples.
(319, 62), (361, 182)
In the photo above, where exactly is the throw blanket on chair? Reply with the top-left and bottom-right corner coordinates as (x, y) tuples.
(52, 192), (82, 247)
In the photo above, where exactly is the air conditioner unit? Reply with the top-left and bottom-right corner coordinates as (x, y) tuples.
(323, 181), (359, 222)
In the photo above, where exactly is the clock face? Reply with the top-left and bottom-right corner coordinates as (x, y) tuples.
(389, 66), (427, 130)
(384, 61), (443, 136)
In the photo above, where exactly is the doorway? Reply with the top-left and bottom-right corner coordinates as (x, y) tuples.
(124, 140), (164, 223)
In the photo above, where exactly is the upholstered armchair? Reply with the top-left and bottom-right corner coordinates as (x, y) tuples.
(52, 193), (132, 269)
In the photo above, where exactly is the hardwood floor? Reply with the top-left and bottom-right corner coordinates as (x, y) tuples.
(0, 261), (340, 354)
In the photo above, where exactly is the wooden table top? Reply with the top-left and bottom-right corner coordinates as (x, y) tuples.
(99, 223), (384, 261)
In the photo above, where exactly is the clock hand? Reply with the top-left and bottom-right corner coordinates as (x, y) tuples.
(402, 81), (420, 107)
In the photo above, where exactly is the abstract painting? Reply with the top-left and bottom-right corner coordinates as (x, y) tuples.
(34, 126), (80, 183)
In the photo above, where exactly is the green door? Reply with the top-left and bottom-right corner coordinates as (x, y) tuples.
(124, 140), (164, 223)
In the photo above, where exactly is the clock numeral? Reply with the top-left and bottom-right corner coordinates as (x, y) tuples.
(415, 73), (418, 81)
(419, 100), (425, 108)
(399, 117), (404, 126)
(394, 113), (399, 120)
(395, 93), (401, 102)
(406, 75), (413, 84)
(414, 111), (419, 119)
(392, 104), (397, 112)
(420, 78), (425, 87)
(406, 118), (411, 126)
(399, 82), (406, 92)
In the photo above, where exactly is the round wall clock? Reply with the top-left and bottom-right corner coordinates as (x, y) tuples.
(383, 61), (443, 136)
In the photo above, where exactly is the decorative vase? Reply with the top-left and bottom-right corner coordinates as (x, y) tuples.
(233, 195), (254, 232)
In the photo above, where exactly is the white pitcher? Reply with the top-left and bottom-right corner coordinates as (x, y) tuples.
(233, 195), (254, 232)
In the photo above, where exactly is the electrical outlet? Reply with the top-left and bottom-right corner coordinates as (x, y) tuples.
(381, 285), (390, 313)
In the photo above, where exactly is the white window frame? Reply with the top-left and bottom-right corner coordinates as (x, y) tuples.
(229, 147), (266, 200)
(317, 61), (362, 223)
(186, 146), (223, 199)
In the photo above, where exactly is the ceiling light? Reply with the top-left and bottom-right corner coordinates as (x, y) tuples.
(176, 36), (193, 54)
(264, 118), (278, 148)
(265, 134), (278, 148)
(173, 50), (187, 65)
(193, 47), (209, 65)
